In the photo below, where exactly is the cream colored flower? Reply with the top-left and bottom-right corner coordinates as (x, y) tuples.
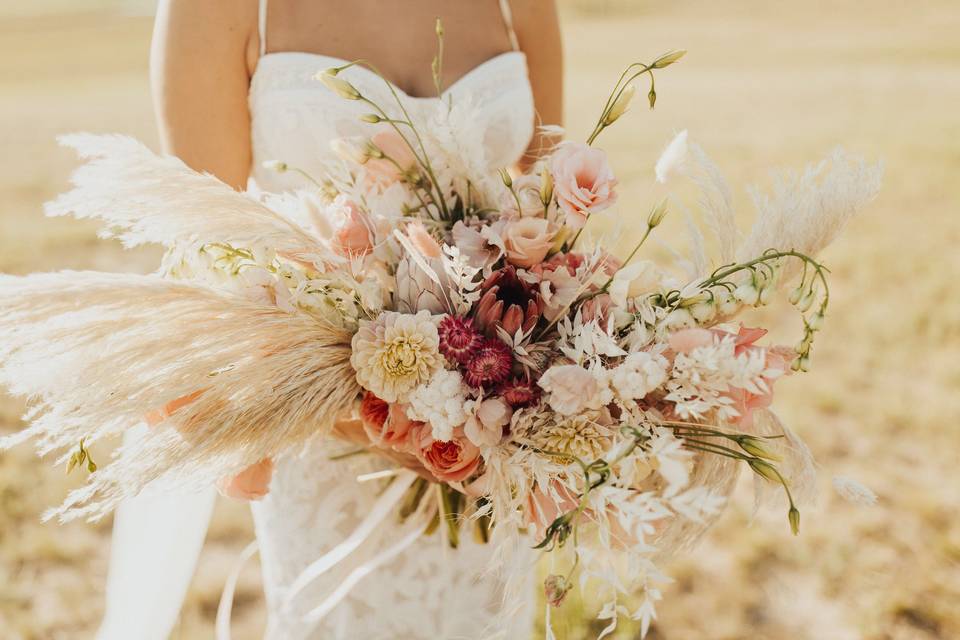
(518, 408), (615, 463)
(350, 310), (442, 402)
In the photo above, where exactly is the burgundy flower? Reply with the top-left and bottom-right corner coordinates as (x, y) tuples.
(497, 377), (542, 409)
(438, 315), (483, 365)
(464, 339), (514, 388)
(473, 266), (542, 338)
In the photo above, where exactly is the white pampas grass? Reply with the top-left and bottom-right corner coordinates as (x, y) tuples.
(46, 134), (333, 265)
(738, 148), (883, 275)
(0, 271), (357, 521)
(655, 130), (688, 184)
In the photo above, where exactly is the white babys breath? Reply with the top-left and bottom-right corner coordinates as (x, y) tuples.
(407, 368), (470, 441)
(609, 351), (669, 401)
(832, 475), (877, 506)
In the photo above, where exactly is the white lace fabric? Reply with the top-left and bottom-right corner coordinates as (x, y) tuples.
(247, 47), (537, 640)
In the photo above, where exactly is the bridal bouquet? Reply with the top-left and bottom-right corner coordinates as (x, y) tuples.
(0, 38), (881, 637)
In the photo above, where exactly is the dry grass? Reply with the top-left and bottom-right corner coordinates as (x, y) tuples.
(1, 1), (958, 638)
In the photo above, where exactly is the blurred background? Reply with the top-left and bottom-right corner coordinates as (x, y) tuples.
(1, 1), (958, 638)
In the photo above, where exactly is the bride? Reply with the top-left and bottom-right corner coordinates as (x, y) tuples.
(98, 1), (561, 638)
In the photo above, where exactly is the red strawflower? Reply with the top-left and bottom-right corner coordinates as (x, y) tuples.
(464, 338), (514, 388)
(438, 315), (483, 365)
(497, 377), (542, 408)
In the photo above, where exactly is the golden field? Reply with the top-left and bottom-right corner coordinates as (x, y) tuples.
(1, 1), (958, 638)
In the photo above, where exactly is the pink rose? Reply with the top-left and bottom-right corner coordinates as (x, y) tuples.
(403, 220), (443, 259)
(502, 217), (556, 269)
(411, 425), (481, 483)
(537, 364), (603, 415)
(464, 397), (513, 447)
(365, 129), (418, 186)
(327, 196), (374, 257)
(550, 142), (618, 230)
(217, 457), (274, 501)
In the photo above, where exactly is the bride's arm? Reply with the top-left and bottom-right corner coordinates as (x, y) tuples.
(513, 0), (563, 167)
(151, 0), (259, 189)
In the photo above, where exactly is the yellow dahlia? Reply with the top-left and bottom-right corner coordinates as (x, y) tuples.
(351, 310), (442, 403)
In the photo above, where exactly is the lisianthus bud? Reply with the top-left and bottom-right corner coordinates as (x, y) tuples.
(748, 458), (781, 483)
(603, 83), (636, 126)
(738, 436), (782, 461)
(789, 506), (801, 535)
(539, 165), (554, 206)
(317, 71), (361, 100)
(648, 86), (657, 109)
(647, 198), (668, 228)
(360, 113), (382, 123)
(498, 168), (513, 188)
(651, 49), (687, 69)
(330, 138), (369, 164)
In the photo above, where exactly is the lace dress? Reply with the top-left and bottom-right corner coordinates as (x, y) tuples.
(246, 5), (538, 639)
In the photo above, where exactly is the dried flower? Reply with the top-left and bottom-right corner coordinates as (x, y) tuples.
(497, 377), (542, 408)
(438, 315), (483, 365)
(464, 338), (514, 388)
(544, 574), (572, 607)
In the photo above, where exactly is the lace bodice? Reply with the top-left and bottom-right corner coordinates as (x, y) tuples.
(246, 29), (537, 640)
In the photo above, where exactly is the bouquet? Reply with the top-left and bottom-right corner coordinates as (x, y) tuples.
(0, 35), (882, 636)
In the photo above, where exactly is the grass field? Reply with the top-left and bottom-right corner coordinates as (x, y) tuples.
(1, 1), (958, 638)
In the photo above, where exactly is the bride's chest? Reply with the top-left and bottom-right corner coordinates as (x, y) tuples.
(247, 52), (535, 192)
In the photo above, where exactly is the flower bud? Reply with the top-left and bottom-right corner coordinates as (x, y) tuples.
(360, 113), (382, 123)
(262, 160), (288, 173)
(748, 458), (781, 484)
(330, 138), (369, 164)
(498, 168), (513, 188)
(539, 165), (554, 206)
(689, 301), (716, 324)
(647, 198), (668, 228)
(435, 18), (444, 38)
(365, 141), (385, 159)
(718, 293), (740, 316)
(665, 307), (695, 329)
(734, 283), (760, 306)
(738, 436), (782, 462)
(648, 86), (656, 109)
(807, 312), (825, 331)
(788, 286), (804, 306)
(796, 290), (815, 312)
(317, 72), (361, 100)
(788, 506), (801, 535)
(603, 84), (636, 125)
(758, 284), (774, 306)
(544, 574), (572, 607)
(651, 49), (687, 69)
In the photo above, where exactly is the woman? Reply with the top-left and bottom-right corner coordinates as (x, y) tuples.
(99, 1), (562, 638)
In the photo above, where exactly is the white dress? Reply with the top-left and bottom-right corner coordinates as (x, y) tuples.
(246, 3), (537, 639)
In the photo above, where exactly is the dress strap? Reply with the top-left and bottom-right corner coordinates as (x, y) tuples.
(257, 0), (269, 56)
(497, 0), (520, 51)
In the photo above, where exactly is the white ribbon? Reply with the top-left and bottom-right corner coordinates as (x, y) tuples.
(214, 540), (259, 640)
(301, 499), (435, 632)
(284, 469), (418, 605)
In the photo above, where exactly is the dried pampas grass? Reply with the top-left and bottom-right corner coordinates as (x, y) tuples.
(0, 271), (358, 520)
(46, 134), (333, 266)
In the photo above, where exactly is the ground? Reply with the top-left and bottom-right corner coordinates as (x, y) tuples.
(1, 1), (958, 638)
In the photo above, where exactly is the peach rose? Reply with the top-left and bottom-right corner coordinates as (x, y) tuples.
(411, 425), (481, 483)
(217, 457), (274, 501)
(365, 129), (418, 186)
(502, 217), (556, 269)
(550, 142), (618, 230)
(327, 196), (374, 257)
